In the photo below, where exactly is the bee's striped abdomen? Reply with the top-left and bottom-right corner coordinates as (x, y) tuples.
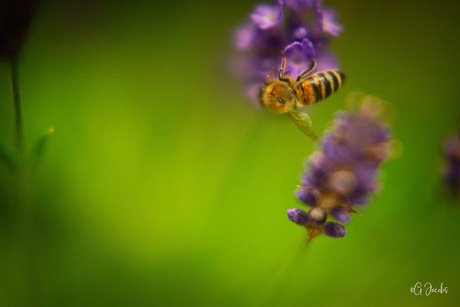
(295, 70), (345, 105)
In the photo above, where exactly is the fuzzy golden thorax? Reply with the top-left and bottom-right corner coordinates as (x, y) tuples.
(258, 79), (297, 114)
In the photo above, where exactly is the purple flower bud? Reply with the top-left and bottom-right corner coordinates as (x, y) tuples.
(287, 208), (309, 226)
(323, 222), (346, 238)
(307, 151), (325, 168)
(329, 207), (351, 223)
(295, 188), (319, 207)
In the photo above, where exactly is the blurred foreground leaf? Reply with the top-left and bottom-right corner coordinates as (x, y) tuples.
(30, 128), (54, 171)
(0, 141), (16, 170)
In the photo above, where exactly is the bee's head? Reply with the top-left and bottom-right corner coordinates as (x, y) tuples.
(258, 79), (296, 114)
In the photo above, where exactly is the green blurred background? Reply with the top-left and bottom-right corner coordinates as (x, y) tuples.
(1, 0), (460, 305)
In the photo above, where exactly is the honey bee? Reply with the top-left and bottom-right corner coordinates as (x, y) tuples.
(258, 53), (345, 142)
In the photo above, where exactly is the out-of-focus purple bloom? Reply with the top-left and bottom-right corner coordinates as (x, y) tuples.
(322, 9), (343, 37)
(232, 0), (342, 105)
(442, 132), (460, 197)
(288, 98), (392, 242)
(280, 0), (316, 11)
(251, 5), (283, 30)
(284, 38), (315, 77)
(234, 23), (256, 51)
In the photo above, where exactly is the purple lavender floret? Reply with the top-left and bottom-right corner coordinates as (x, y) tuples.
(295, 188), (318, 207)
(232, 0), (342, 105)
(283, 39), (315, 77)
(442, 132), (460, 196)
(288, 207), (347, 241)
(329, 207), (350, 223)
(289, 100), (392, 242)
(323, 222), (346, 238)
(287, 208), (309, 226)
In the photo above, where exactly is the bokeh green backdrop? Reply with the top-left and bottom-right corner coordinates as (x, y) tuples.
(1, 0), (460, 305)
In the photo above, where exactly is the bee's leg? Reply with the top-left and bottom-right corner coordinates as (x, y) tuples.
(278, 52), (290, 82)
(296, 59), (317, 82)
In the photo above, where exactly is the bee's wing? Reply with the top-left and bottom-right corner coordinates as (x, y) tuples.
(287, 110), (320, 143)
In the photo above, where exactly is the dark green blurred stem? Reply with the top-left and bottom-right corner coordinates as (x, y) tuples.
(9, 57), (37, 305)
(14, 170), (37, 306)
(11, 57), (25, 158)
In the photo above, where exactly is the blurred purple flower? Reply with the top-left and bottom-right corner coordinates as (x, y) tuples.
(322, 9), (343, 37)
(289, 98), (392, 242)
(232, 0), (342, 105)
(251, 5), (283, 30)
(280, 0), (315, 12)
(442, 132), (460, 197)
(283, 38), (315, 77)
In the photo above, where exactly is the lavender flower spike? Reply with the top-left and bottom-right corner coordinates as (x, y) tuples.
(232, 0), (342, 105)
(289, 96), (393, 242)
